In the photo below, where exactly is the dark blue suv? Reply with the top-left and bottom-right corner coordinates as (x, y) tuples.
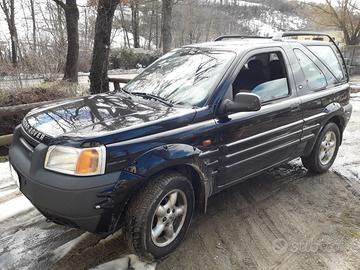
(9, 32), (352, 260)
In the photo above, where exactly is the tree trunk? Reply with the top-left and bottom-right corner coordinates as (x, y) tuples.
(119, 3), (130, 48)
(161, 0), (173, 53)
(63, 0), (79, 82)
(155, 9), (160, 49)
(148, 1), (155, 50)
(131, 0), (140, 48)
(30, 0), (36, 52)
(9, 0), (17, 64)
(1, 0), (18, 64)
(89, 0), (119, 94)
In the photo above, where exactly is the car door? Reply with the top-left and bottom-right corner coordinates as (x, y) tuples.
(215, 47), (304, 189)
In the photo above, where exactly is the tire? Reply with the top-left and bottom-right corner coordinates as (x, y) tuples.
(125, 172), (195, 260)
(301, 122), (341, 174)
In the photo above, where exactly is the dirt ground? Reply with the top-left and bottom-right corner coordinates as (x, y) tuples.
(159, 163), (360, 270)
(1, 95), (360, 270)
(1, 161), (360, 270)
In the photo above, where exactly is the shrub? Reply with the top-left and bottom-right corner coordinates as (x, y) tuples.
(0, 81), (88, 135)
(0, 81), (88, 107)
(109, 48), (161, 70)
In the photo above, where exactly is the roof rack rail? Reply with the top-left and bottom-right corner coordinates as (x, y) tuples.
(272, 31), (335, 42)
(214, 35), (271, 41)
(273, 31), (348, 80)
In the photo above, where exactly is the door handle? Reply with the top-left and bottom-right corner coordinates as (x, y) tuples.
(291, 104), (301, 111)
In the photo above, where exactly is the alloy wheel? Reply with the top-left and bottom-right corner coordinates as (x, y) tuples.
(151, 189), (187, 247)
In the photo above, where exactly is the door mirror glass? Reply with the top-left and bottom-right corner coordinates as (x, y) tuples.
(222, 92), (261, 114)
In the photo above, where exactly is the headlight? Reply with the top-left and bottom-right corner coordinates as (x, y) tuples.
(44, 145), (106, 176)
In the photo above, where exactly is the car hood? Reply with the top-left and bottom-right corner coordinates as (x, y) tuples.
(24, 92), (196, 145)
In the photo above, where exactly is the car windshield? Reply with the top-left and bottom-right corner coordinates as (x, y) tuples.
(122, 47), (236, 107)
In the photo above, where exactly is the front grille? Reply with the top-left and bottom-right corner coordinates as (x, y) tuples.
(19, 127), (40, 153)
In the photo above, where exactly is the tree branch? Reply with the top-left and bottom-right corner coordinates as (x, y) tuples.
(52, 0), (66, 10)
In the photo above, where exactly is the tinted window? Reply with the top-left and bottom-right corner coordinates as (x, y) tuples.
(233, 51), (290, 103)
(252, 78), (289, 102)
(123, 48), (235, 107)
(294, 49), (327, 91)
(307, 45), (344, 80)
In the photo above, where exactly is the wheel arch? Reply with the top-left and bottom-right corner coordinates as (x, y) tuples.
(133, 144), (212, 214)
(327, 115), (344, 144)
(150, 164), (209, 215)
(302, 105), (346, 157)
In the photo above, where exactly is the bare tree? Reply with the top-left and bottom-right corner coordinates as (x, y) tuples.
(130, 0), (140, 48)
(89, 0), (119, 94)
(0, 0), (18, 64)
(29, 0), (37, 52)
(305, 0), (360, 45)
(52, 0), (79, 82)
(161, 0), (174, 53)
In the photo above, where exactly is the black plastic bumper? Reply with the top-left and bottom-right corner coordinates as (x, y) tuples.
(9, 126), (144, 233)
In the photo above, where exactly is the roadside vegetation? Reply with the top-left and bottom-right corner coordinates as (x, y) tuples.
(0, 81), (88, 155)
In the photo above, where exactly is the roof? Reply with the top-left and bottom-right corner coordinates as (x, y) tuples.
(184, 35), (333, 53)
(185, 38), (284, 53)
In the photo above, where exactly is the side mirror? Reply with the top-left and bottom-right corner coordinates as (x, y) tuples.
(221, 92), (261, 114)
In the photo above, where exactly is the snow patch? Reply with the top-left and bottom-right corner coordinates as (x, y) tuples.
(240, 10), (306, 36)
(331, 97), (360, 182)
(0, 195), (33, 222)
(0, 161), (14, 189)
(92, 254), (156, 270)
(0, 188), (18, 200)
(111, 29), (156, 49)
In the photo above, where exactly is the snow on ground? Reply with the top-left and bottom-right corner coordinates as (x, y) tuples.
(91, 255), (156, 270)
(48, 228), (156, 270)
(331, 94), (360, 181)
(0, 161), (34, 222)
(0, 88), (358, 270)
(0, 196), (33, 222)
(111, 29), (156, 50)
(240, 10), (306, 36)
(211, 0), (262, 6)
(0, 162), (13, 189)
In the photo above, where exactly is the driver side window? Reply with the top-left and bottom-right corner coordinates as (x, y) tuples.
(232, 51), (290, 103)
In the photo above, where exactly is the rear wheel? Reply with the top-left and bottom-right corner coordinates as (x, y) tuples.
(125, 172), (194, 260)
(301, 122), (340, 173)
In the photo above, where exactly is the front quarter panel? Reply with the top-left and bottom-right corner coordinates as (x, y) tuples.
(135, 144), (205, 178)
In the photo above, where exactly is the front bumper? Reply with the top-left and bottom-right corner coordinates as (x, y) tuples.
(9, 126), (144, 233)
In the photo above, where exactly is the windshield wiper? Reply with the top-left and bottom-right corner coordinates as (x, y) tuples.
(131, 92), (174, 107)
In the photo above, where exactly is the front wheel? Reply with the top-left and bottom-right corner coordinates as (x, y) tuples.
(301, 122), (340, 173)
(125, 172), (194, 260)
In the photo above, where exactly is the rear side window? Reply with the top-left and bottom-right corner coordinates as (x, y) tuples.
(307, 45), (344, 81)
(294, 49), (327, 91)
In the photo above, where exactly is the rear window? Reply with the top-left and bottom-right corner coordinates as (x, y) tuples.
(307, 45), (344, 81)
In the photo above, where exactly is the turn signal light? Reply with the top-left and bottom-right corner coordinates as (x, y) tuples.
(76, 149), (100, 174)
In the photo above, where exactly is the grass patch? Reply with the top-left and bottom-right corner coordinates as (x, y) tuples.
(0, 81), (88, 107)
(0, 156), (8, 162)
